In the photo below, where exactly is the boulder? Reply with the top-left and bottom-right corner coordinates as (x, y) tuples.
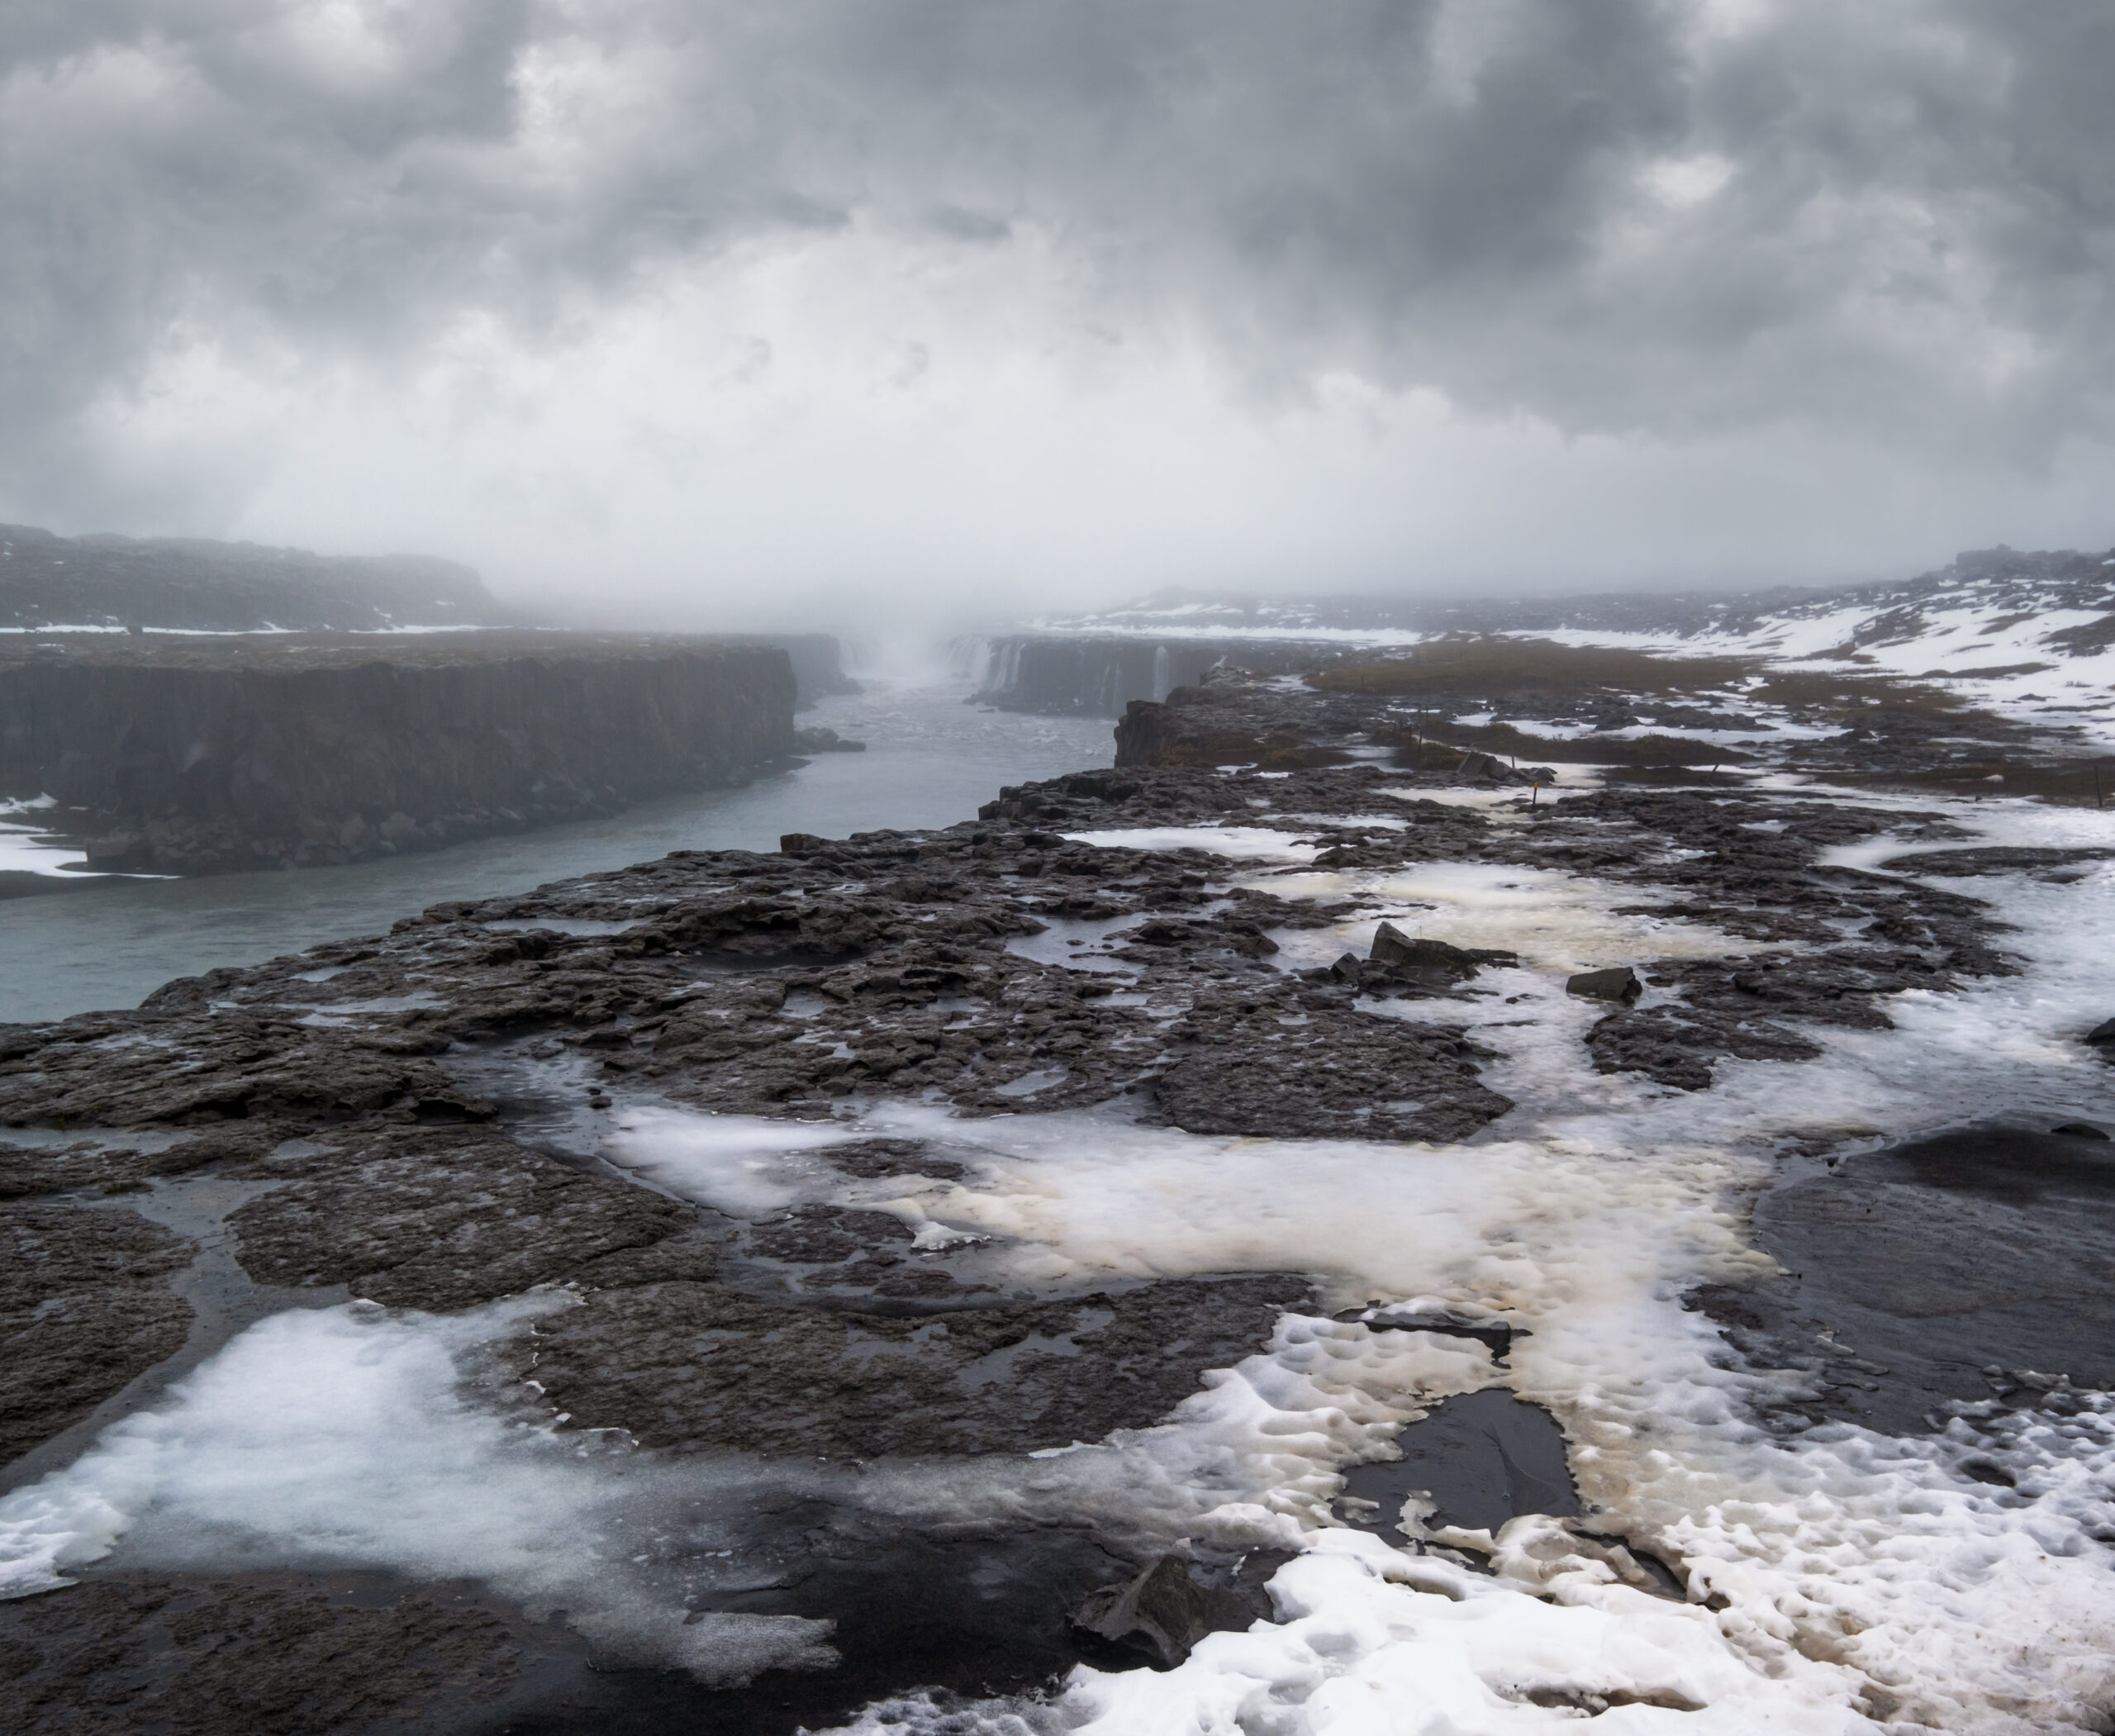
(1457, 750), (1528, 783)
(2086, 1018), (2115, 1046)
(83, 830), (147, 870)
(1567, 966), (1642, 1005)
(792, 725), (867, 753)
(1369, 921), (1517, 986)
(1072, 1555), (1254, 1668)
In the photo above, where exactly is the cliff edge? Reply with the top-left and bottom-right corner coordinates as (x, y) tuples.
(0, 632), (796, 874)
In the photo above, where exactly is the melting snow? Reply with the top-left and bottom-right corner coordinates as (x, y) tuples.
(7, 792), (2115, 1729)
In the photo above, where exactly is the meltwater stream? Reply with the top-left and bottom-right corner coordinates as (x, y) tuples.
(0, 680), (1110, 1025)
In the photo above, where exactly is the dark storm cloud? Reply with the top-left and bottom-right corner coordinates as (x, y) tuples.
(3, 0), (2113, 518)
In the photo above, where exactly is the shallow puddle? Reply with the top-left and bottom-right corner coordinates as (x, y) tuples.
(1338, 1388), (1581, 1538)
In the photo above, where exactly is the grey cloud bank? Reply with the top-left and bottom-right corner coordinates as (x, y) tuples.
(2, 0), (2113, 615)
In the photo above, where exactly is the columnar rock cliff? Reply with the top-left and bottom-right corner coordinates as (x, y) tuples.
(720, 632), (863, 706)
(970, 634), (1347, 716)
(0, 632), (796, 873)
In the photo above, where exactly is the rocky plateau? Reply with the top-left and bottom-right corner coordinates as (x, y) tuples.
(2, 638), (2113, 1733)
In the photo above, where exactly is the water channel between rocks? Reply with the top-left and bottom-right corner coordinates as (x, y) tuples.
(0, 682), (1111, 1025)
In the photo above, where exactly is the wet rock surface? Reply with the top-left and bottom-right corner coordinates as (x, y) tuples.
(1337, 1389), (1582, 1539)
(0, 1573), (521, 1736)
(1565, 965), (1641, 1004)
(1070, 1553), (1272, 1668)
(0, 1204), (195, 1466)
(0, 650), (2102, 1731)
(525, 1273), (1313, 1458)
(224, 1128), (709, 1313)
(1697, 1127), (2115, 1434)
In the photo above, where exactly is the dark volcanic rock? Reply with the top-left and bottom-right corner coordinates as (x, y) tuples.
(1369, 922), (1515, 987)
(0, 1008), (470, 1129)
(1072, 1554), (1257, 1667)
(520, 1274), (1312, 1458)
(1704, 1128), (2115, 1434)
(0, 636), (2078, 1729)
(1584, 1005), (1822, 1092)
(0, 1131), (216, 1200)
(1566, 966), (1642, 1005)
(1876, 845), (2115, 877)
(1155, 994), (1512, 1144)
(792, 725), (866, 753)
(0, 1576), (519, 1736)
(0, 1204), (195, 1467)
(227, 1130), (712, 1311)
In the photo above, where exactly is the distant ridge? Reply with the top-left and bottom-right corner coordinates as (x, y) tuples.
(0, 524), (504, 632)
(1053, 545), (2115, 642)
(977, 545), (2115, 724)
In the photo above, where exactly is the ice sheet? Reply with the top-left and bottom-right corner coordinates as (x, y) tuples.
(1260, 859), (1751, 976)
(601, 1106), (867, 1215)
(0, 1296), (839, 1682)
(1060, 825), (1324, 863)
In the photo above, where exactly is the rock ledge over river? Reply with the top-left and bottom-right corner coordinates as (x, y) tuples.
(0, 632), (800, 876)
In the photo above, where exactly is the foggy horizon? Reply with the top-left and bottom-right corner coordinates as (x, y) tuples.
(6, 2), (2115, 624)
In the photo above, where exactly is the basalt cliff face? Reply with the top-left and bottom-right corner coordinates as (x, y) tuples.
(0, 633), (796, 874)
(720, 631), (862, 706)
(968, 634), (1345, 716)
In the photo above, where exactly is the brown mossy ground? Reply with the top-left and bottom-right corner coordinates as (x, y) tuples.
(1307, 637), (1759, 697)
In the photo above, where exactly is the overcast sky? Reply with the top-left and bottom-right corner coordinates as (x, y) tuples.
(3, 0), (2113, 624)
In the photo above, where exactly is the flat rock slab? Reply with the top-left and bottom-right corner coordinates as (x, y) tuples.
(1876, 846), (2115, 877)
(524, 1273), (1313, 1458)
(1709, 1126), (2115, 1433)
(0, 1572), (521, 1736)
(0, 1203), (195, 1467)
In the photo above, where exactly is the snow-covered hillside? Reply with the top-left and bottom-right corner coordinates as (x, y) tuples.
(1041, 546), (2115, 740)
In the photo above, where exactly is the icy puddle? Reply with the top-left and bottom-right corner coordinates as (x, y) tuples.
(1059, 823), (1324, 863)
(1262, 858), (1755, 977)
(7, 792), (2115, 1732)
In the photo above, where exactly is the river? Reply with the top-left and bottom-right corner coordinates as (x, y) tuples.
(0, 677), (1111, 1025)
